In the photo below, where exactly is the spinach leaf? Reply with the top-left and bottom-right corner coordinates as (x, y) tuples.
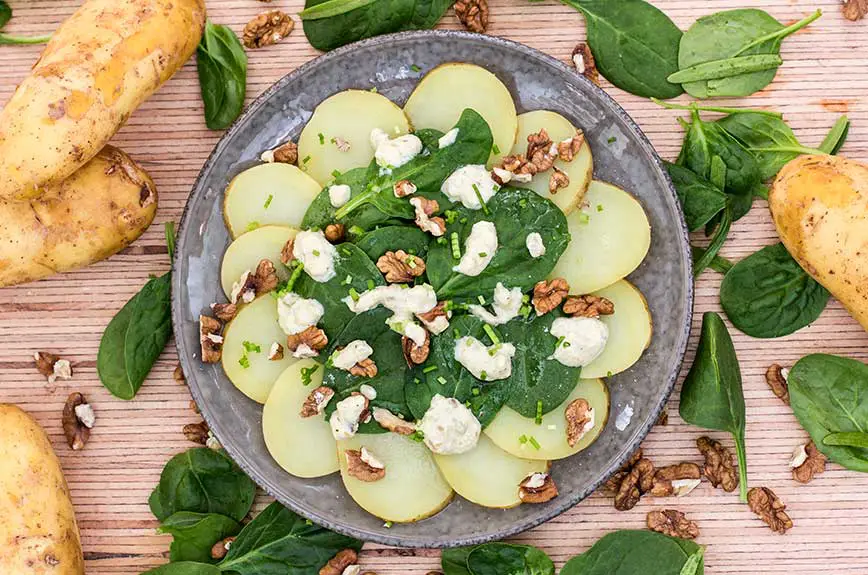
(98, 223), (175, 399)
(691, 247), (733, 274)
(818, 115), (850, 155)
(824, 432), (868, 449)
(197, 21), (247, 131)
(667, 54), (782, 84)
(148, 448), (256, 522)
(678, 9), (821, 98)
(301, 165), (388, 232)
(665, 162), (727, 232)
(353, 225), (431, 261)
(217, 501), (363, 574)
(560, 530), (704, 575)
(679, 312), (748, 501)
(719, 243), (829, 338)
(427, 189), (569, 300)
(322, 308), (411, 429)
(692, 206), (731, 278)
(560, 0), (683, 99)
(300, 0), (454, 52)
(0, 1), (51, 44)
(294, 242), (386, 343)
(143, 563), (221, 575)
(441, 546), (475, 575)
(158, 512), (241, 564)
(466, 543), (555, 575)
(788, 354), (868, 472)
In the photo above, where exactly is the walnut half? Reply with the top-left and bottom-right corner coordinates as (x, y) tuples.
(454, 0), (489, 33)
(748, 486), (793, 534)
(563, 294), (614, 318)
(843, 0), (867, 21)
(791, 441), (826, 484)
(518, 472), (559, 503)
(765, 363), (790, 404)
(532, 278), (569, 315)
(696, 436), (738, 493)
(647, 509), (700, 539)
(564, 398), (593, 447)
(243, 10), (294, 49)
(571, 43), (600, 85)
(345, 448), (386, 482)
(377, 250), (426, 283)
(320, 549), (359, 575)
(62, 392), (92, 450)
(300, 386), (335, 418)
(402, 330), (431, 366)
(200, 315), (224, 363)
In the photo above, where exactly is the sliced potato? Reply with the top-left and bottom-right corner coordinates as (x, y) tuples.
(551, 181), (651, 293)
(220, 225), (297, 299)
(263, 359), (339, 478)
(403, 63), (517, 165)
(298, 89), (410, 185)
(434, 434), (548, 509)
(511, 110), (593, 214)
(581, 280), (652, 379)
(484, 378), (609, 461)
(338, 432), (453, 523)
(224, 163), (321, 239)
(222, 295), (298, 403)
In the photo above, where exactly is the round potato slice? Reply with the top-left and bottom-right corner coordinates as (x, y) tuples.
(263, 359), (339, 478)
(511, 110), (593, 214)
(298, 89), (411, 185)
(581, 280), (652, 379)
(433, 434), (548, 509)
(338, 433), (453, 523)
(224, 163), (321, 239)
(550, 180), (651, 294)
(403, 63), (517, 165)
(484, 378), (609, 461)
(222, 295), (298, 403)
(221, 225), (297, 299)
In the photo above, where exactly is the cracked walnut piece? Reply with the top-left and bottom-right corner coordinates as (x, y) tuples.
(519, 473), (559, 503)
(765, 363), (790, 404)
(549, 167), (570, 194)
(211, 302), (238, 322)
(844, 0), (867, 20)
(320, 549), (359, 575)
(243, 10), (294, 49)
(696, 436), (739, 492)
(210, 536), (236, 561)
(454, 0), (489, 33)
(62, 392), (92, 451)
(565, 398), (593, 447)
(612, 456), (655, 511)
(377, 250), (426, 283)
(200, 315), (224, 363)
(649, 462), (702, 497)
(350, 357), (378, 378)
(526, 129), (556, 172)
(34, 351), (73, 385)
(372, 407), (416, 435)
(563, 294), (614, 318)
(286, 326), (328, 354)
(402, 330), (431, 366)
(791, 441), (826, 484)
(300, 386), (335, 417)
(533, 278), (569, 315)
(184, 421), (210, 445)
(647, 509), (700, 539)
(325, 223), (346, 243)
(345, 449), (386, 482)
(557, 130), (586, 162)
(411, 196), (446, 237)
(748, 487), (793, 534)
(281, 238), (295, 265)
(263, 141), (299, 165)
(571, 43), (600, 85)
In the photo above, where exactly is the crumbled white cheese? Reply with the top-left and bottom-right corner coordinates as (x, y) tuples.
(230, 270), (252, 304)
(330, 394), (368, 440)
(342, 565), (361, 575)
(398, 322), (425, 347)
(277, 292), (324, 335)
(359, 384), (377, 400)
(453, 221), (498, 277)
(454, 336), (516, 381)
(419, 394), (481, 455)
(790, 444), (809, 468)
(549, 316), (608, 367)
(344, 284), (437, 326)
(525, 232), (546, 258)
(468, 283), (523, 326)
(260, 149), (275, 163)
(332, 340), (374, 371)
(441, 164), (499, 210)
(672, 478), (702, 497)
(438, 128), (459, 148)
(293, 230), (338, 282)
(410, 197), (445, 237)
(268, 341), (282, 360)
(328, 184), (352, 208)
(51, 359), (72, 383)
(206, 333), (224, 344)
(370, 128), (422, 169)
(524, 472), (548, 489)
(781, 367), (790, 381)
(74, 404), (95, 428)
(292, 343), (319, 359)
(360, 446), (384, 469)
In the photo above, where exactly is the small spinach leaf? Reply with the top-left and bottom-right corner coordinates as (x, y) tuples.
(692, 205), (731, 278)
(197, 21), (247, 131)
(353, 225), (431, 261)
(665, 162), (727, 232)
(148, 448), (256, 522)
(158, 512), (241, 564)
(720, 243), (829, 338)
(0, 1), (51, 44)
(818, 115), (850, 155)
(679, 312), (748, 501)
(142, 563), (221, 575)
(466, 543), (555, 575)
(441, 546), (475, 575)
(560, 530), (704, 575)
(301, 165), (386, 232)
(788, 354), (868, 472)
(691, 246), (733, 274)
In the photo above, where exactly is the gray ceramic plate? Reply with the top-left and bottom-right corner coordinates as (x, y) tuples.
(173, 30), (692, 548)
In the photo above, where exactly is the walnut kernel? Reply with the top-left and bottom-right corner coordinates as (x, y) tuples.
(791, 441), (826, 484)
(184, 421), (210, 444)
(62, 392), (91, 450)
(696, 436), (739, 493)
(549, 167), (570, 194)
(200, 315), (223, 363)
(243, 10), (294, 49)
(518, 472), (559, 503)
(532, 278), (569, 315)
(454, 0), (489, 33)
(647, 509), (700, 539)
(571, 43), (599, 85)
(345, 449), (386, 482)
(320, 549), (359, 575)
(402, 330), (431, 366)
(372, 407), (416, 435)
(765, 363), (790, 404)
(349, 357), (378, 378)
(300, 386), (335, 418)
(325, 223), (346, 243)
(562, 294), (614, 318)
(377, 250), (426, 283)
(564, 398), (594, 447)
(748, 486), (793, 534)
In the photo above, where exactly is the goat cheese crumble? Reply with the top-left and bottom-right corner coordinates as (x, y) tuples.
(277, 293), (325, 335)
(468, 283), (523, 326)
(441, 164), (499, 209)
(344, 284), (438, 336)
(293, 230), (338, 282)
(549, 316), (608, 367)
(525, 232), (546, 258)
(524, 472), (548, 489)
(453, 221), (498, 276)
(370, 128), (422, 169)
(328, 184), (352, 208)
(419, 394), (481, 455)
(330, 394), (368, 440)
(454, 336), (516, 381)
(403, 322), (428, 347)
(332, 340), (374, 371)
(293, 344), (318, 359)
(438, 128), (459, 148)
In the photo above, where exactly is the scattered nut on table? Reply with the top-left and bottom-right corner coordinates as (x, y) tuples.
(62, 392), (93, 450)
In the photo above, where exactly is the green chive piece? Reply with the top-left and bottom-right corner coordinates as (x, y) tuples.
(348, 287), (360, 302)
(472, 183), (490, 214)
(519, 199), (527, 209)
(519, 434), (528, 444)
(349, 225), (365, 237)
(492, 143), (501, 155)
(245, 221), (260, 232)
(238, 354), (250, 369)
(471, 387), (480, 396)
(459, 217), (468, 224)
(608, 136), (617, 144)
(450, 232), (461, 260)
(529, 436), (541, 450)
(283, 262), (305, 293)
(437, 376), (447, 385)
(445, 210), (458, 224)
(578, 212), (590, 225)
(554, 335), (566, 349)
(318, 133), (325, 145)
(483, 324), (500, 345)
(366, 279), (375, 290)
(453, 328), (460, 339)
(596, 204), (604, 212)
(263, 194), (274, 209)
(480, 370), (487, 381)
(242, 341), (261, 354)
(535, 400), (543, 425)
(423, 365), (438, 374)
(477, 295), (486, 305)
(410, 64), (421, 72)
(383, 521), (392, 528)
(303, 155), (312, 164)
(437, 237), (447, 245)
(332, 169), (342, 179)
(410, 430), (425, 442)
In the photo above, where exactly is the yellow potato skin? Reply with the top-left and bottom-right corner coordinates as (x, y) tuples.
(0, 0), (206, 200)
(0, 404), (84, 575)
(769, 155), (868, 331)
(0, 146), (157, 287)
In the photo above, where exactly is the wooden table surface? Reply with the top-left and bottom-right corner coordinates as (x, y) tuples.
(1, 1), (867, 573)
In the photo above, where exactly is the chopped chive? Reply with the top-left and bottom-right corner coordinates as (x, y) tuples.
(522, 294), (530, 303)
(480, 370), (487, 381)
(238, 354), (250, 369)
(341, 247), (352, 256)
(477, 295), (486, 305)
(263, 194), (274, 209)
(312, 249), (321, 257)
(471, 387), (480, 396)
(437, 376), (447, 385)
(519, 304), (531, 319)
(367, 279), (375, 290)
(596, 204), (604, 212)
(332, 169), (342, 179)
(445, 209), (458, 224)
(303, 155), (312, 164)
(483, 324), (500, 346)
(409, 430), (425, 442)
(245, 220), (261, 232)
(450, 232), (461, 260)
(453, 328), (461, 339)
(242, 341), (261, 354)
(284, 262), (305, 292)
(578, 212), (590, 225)
(437, 237), (447, 245)
(410, 64), (421, 72)
(528, 436), (541, 450)
(349, 225), (365, 237)
(519, 434), (528, 445)
(318, 133), (325, 145)
(472, 183), (490, 214)
(492, 143), (501, 155)
(478, 252), (487, 258)
(341, 274), (353, 285)
(459, 217), (468, 224)
(422, 365), (438, 374)
(535, 400), (543, 425)
(407, 255), (417, 269)
(608, 136), (617, 144)
(348, 287), (361, 302)
(519, 199), (527, 209)
(383, 520), (392, 528)
(300, 364), (319, 386)
(606, 370), (613, 378)
(370, 86), (378, 93)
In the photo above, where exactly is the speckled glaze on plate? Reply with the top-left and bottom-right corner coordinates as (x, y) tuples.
(172, 30), (693, 548)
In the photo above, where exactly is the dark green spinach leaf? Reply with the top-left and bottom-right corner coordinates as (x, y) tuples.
(560, 530), (704, 575)
(197, 21), (247, 131)
(824, 432), (868, 449)
(560, 0), (684, 99)
(788, 354), (868, 472)
(301, 165), (386, 232)
(692, 206), (731, 278)
(353, 225), (431, 261)
(0, 1), (51, 44)
(466, 543), (555, 575)
(667, 53), (782, 84)
(818, 115), (850, 155)
(148, 448), (256, 522)
(720, 243), (829, 338)
(691, 247), (733, 274)
(142, 563), (221, 575)
(679, 312), (748, 501)
(665, 162), (727, 232)
(441, 546), (475, 575)
(158, 512), (241, 564)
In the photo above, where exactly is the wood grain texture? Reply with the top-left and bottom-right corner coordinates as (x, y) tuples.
(1, 0), (866, 573)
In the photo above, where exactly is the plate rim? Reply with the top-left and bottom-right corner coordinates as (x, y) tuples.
(172, 28), (693, 548)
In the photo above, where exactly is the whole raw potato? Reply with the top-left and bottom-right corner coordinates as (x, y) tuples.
(0, 404), (84, 574)
(0, 0), (206, 200)
(0, 146), (157, 287)
(769, 155), (868, 331)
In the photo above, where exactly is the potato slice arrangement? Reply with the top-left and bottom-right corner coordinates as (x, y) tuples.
(213, 63), (654, 523)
